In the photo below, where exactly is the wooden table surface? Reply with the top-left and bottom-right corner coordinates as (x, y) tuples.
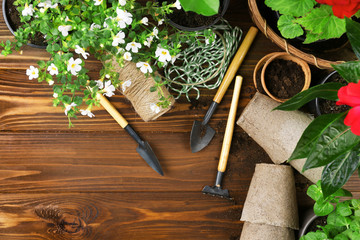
(1, 0), (360, 239)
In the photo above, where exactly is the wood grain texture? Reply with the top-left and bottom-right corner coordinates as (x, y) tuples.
(0, 0), (358, 239)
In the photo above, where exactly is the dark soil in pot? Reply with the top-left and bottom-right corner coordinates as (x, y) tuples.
(305, 216), (327, 233)
(316, 72), (351, 115)
(159, 0), (229, 31)
(4, 0), (46, 47)
(264, 59), (305, 99)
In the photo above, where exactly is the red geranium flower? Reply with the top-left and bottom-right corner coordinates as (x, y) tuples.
(336, 82), (360, 135)
(316, 0), (360, 18)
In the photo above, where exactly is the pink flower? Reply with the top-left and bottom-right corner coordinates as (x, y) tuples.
(336, 82), (360, 135)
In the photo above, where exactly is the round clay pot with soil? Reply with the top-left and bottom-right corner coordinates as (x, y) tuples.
(159, 0), (230, 31)
(258, 52), (311, 102)
(314, 71), (350, 116)
(2, 0), (46, 48)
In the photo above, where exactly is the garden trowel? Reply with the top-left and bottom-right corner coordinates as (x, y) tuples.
(97, 93), (164, 176)
(202, 76), (243, 199)
(190, 27), (257, 153)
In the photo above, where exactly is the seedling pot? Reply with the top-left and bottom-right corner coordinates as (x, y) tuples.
(259, 52), (311, 102)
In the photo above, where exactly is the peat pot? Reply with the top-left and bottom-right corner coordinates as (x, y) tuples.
(254, 52), (311, 102)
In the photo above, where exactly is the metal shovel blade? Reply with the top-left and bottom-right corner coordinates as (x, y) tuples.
(136, 141), (164, 176)
(190, 120), (216, 153)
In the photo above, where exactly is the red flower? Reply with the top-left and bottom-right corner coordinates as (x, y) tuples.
(336, 82), (360, 135)
(316, 0), (360, 18)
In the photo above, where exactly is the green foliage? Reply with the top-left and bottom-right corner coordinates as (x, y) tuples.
(265, 0), (350, 43)
(2, 0), (215, 126)
(275, 18), (360, 198)
(179, 0), (219, 16)
(300, 181), (360, 240)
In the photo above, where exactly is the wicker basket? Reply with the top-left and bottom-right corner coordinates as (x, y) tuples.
(248, 0), (357, 69)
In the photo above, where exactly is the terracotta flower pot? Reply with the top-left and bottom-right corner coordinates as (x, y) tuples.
(254, 52), (311, 102)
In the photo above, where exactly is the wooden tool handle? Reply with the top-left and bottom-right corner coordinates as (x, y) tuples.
(96, 93), (128, 128)
(213, 27), (257, 104)
(218, 76), (243, 172)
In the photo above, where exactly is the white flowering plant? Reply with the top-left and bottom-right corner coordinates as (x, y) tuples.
(2, 0), (215, 126)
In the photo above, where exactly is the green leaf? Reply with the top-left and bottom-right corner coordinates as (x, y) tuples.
(345, 18), (360, 60)
(295, 5), (346, 43)
(300, 231), (328, 240)
(277, 15), (303, 39)
(289, 113), (343, 161)
(307, 184), (322, 201)
(303, 116), (360, 170)
(179, 0), (219, 16)
(314, 200), (334, 216)
(332, 61), (360, 83)
(336, 201), (353, 217)
(321, 149), (360, 197)
(274, 82), (343, 111)
(265, 0), (316, 17)
(327, 212), (351, 227)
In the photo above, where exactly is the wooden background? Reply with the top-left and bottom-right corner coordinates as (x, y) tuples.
(1, 0), (360, 239)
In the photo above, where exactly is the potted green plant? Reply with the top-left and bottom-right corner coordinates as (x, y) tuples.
(274, 18), (360, 198)
(1, 0), (215, 126)
(159, 0), (230, 31)
(299, 181), (359, 239)
(264, 0), (360, 45)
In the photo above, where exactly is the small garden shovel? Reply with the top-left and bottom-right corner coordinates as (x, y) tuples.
(96, 93), (164, 176)
(190, 26), (257, 153)
(202, 76), (243, 199)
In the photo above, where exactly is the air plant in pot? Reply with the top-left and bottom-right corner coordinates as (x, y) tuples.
(0, 0), (215, 126)
(274, 18), (360, 198)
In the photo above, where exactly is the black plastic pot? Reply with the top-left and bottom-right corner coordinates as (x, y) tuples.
(298, 209), (318, 238)
(160, 0), (230, 31)
(314, 71), (338, 116)
(2, 0), (46, 49)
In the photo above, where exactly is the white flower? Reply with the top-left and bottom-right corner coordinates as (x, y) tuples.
(112, 31), (125, 47)
(47, 63), (58, 76)
(75, 45), (90, 59)
(80, 109), (95, 118)
(119, 0), (126, 6)
(123, 52), (132, 61)
(136, 62), (153, 74)
(103, 80), (116, 97)
(105, 74), (110, 79)
(125, 42), (141, 53)
(58, 25), (72, 37)
(151, 27), (159, 39)
(121, 80), (132, 92)
(115, 9), (133, 29)
(144, 36), (154, 48)
(53, 92), (58, 98)
(205, 38), (210, 45)
(48, 80), (54, 86)
(38, 0), (58, 9)
(140, 17), (149, 25)
(67, 57), (82, 75)
(65, 16), (70, 22)
(173, 0), (181, 10)
(90, 23), (101, 30)
(150, 103), (161, 114)
(64, 102), (77, 116)
(155, 47), (171, 63)
(158, 19), (164, 26)
(22, 4), (34, 16)
(171, 54), (179, 64)
(26, 66), (39, 80)
(96, 80), (104, 89)
(94, 0), (102, 5)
